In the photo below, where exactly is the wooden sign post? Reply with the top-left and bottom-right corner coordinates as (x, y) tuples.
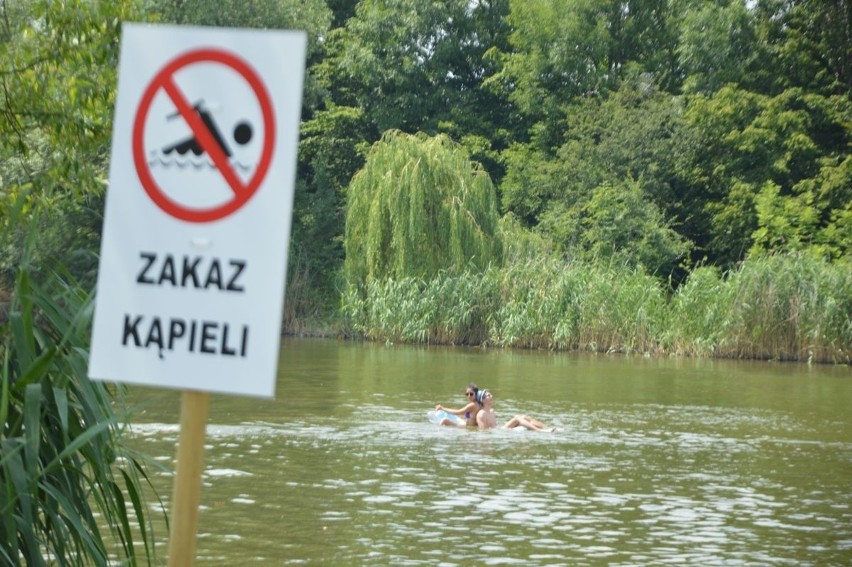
(168, 391), (209, 567)
(88, 23), (306, 565)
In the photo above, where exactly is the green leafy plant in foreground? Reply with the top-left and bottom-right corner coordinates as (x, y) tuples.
(0, 266), (156, 565)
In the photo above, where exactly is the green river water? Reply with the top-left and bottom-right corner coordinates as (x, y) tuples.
(125, 337), (852, 565)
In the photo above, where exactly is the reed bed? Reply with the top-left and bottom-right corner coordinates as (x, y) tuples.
(667, 255), (852, 362)
(342, 268), (501, 345)
(342, 254), (851, 363)
(489, 259), (665, 353)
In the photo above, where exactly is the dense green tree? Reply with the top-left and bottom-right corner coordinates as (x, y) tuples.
(540, 177), (690, 275)
(344, 131), (502, 289)
(752, 0), (851, 96)
(489, 0), (610, 147)
(497, 0), (850, 271)
(676, 0), (762, 94)
(151, 0), (330, 30)
(149, 0), (333, 112)
(682, 86), (851, 264)
(501, 78), (693, 273)
(319, 0), (516, 177)
(0, 0), (145, 285)
(289, 105), (372, 320)
(326, 0), (358, 28)
(489, 0), (683, 149)
(331, 0), (506, 132)
(305, 0), (514, 317)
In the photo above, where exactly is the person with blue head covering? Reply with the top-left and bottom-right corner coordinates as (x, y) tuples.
(475, 389), (556, 432)
(475, 389), (497, 428)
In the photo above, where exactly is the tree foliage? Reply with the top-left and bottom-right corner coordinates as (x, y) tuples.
(682, 86), (851, 263)
(328, 0), (509, 134)
(289, 105), (372, 320)
(149, 0), (333, 109)
(344, 131), (502, 289)
(677, 0), (761, 94)
(316, 0), (516, 181)
(753, 0), (851, 95)
(540, 178), (691, 275)
(494, 0), (850, 269)
(0, 0), (144, 284)
(502, 78), (693, 274)
(1, 0), (849, 348)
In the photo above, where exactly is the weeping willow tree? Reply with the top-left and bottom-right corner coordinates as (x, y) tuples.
(344, 131), (502, 290)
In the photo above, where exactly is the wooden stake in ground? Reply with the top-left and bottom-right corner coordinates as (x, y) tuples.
(168, 390), (210, 567)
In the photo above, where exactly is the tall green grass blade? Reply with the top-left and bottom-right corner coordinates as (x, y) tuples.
(40, 480), (103, 563)
(3, 448), (39, 564)
(42, 420), (111, 475)
(8, 271), (35, 375)
(1, 348), (10, 436)
(23, 384), (41, 481)
(122, 466), (150, 561)
(109, 478), (136, 562)
(52, 385), (69, 436)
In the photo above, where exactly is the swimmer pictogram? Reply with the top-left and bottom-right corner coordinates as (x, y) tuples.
(132, 48), (275, 223)
(162, 101), (252, 160)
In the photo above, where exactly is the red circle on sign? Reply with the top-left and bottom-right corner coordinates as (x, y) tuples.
(132, 49), (275, 223)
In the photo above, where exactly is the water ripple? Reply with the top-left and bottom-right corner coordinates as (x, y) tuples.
(128, 400), (852, 565)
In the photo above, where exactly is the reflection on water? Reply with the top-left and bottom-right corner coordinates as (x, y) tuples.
(126, 338), (852, 565)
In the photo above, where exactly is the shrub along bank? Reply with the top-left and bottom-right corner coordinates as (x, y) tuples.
(341, 253), (851, 364)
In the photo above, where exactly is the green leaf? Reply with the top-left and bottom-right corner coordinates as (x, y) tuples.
(23, 384), (41, 479)
(43, 419), (111, 475)
(12, 346), (57, 393)
(2, 448), (39, 562)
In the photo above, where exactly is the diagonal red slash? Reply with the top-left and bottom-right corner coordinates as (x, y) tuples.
(160, 76), (245, 195)
(133, 48), (275, 223)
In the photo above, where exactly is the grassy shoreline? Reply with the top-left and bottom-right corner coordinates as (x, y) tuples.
(329, 254), (851, 365)
(3, 256), (847, 365)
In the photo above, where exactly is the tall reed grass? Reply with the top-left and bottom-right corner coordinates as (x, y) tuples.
(488, 258), (666, 353)
(342, 268), (500, 345)
(1, 265), (157, 565)
(667, 255), (852, 362)
(341, 254), (851, 364)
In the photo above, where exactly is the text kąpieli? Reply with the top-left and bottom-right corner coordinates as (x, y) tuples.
(122, 315), (249, 357)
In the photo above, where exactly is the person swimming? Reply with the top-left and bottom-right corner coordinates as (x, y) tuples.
(434, 383), (481, 427)
(476, 389), (556, 432)
(475, 389), (497, 428)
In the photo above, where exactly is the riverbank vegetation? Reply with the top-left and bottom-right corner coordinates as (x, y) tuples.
(1, 248), (156, 564)
(343, 253), (851, 363)
(2, 0), (850, 364)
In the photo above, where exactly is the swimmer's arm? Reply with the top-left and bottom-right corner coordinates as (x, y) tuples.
(434, 402), (476, 416)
